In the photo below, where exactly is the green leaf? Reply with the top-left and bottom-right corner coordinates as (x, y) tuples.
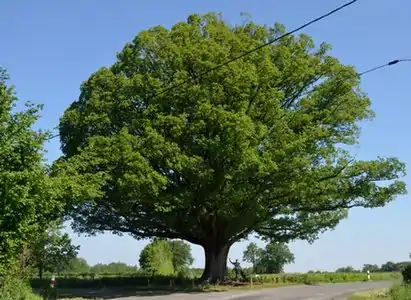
(56, 13), (406, 269)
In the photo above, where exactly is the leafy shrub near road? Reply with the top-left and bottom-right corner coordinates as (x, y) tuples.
(401, 265), (411, 284)
(349, 284), (411, 300)
(1, 276), (41, 300)
(30, 272), (401, 289)
(387, 284), (411, 300)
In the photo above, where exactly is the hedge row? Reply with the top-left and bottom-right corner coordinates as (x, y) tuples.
(30, 272), (401, 289)
(250, 272), (401, 284)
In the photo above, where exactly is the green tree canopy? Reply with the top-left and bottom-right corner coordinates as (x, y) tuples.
(57, 13), (407, 281)
(168, 240), (194, 272)
(254, 241), (295, 274)
(30, 221), (79, 278)
(0, 69), (65, 276)
(380, 261), (399, 272)
(243, 242), (263, 272)
(139, 238), (174, 275)
(65, 257), (90, 274)
(90, 262), (137, 274)
(335, 266), (357, 273)
(362, 264), (380, 273)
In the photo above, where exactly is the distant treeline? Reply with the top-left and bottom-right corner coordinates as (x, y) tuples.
(307, 261), (411, 274)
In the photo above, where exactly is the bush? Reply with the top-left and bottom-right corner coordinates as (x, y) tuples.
(0, 276), (41, 300)
(387, 284), (411, 300)
(401, 265), (411, 284)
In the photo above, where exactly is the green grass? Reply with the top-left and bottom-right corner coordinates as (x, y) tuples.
(349, 288), (389, 300)
(349, 284), (411, 300)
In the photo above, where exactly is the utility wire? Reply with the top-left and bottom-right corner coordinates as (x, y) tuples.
(359, 59), (411, 76)
(154, 0), (359, 97)
(46, 57), (410, 142)
(45, 0), (360, 141)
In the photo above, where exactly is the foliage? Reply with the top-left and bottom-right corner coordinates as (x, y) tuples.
(167, 240), (194, 272)
(401, 265), (411, 284)
(243, 242), (264, 272)
(387, 284), (411, 300)
(349, 285), (411, 300)
(57, 13), (407, 280)
(139, 238), (174, 275)
(362, 264), (380, 273)
(0, 68), (65, 276)
(29, 272), (401, 289)
(335, 261), (409, 274)
(90, 262), (138, 274)
(65, 257), (90, 274)
(30, 221), (79, 278)
(39, 258), (139, 275)
(242, 241), (294, 274)
(336, 266), (358, 273)
(380, 261), (401, 272)
(254, 241), (295, 274)
(0, 275), (41, 300)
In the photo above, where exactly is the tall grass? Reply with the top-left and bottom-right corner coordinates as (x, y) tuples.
(387, 284), (411, 300)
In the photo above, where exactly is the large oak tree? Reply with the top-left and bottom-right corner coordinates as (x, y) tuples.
(57, 13), (406, 281)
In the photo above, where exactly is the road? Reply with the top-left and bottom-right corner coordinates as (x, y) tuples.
(104, 281), (392, 300)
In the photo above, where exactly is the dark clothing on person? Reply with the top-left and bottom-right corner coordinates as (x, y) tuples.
(230, 259), (242, 281)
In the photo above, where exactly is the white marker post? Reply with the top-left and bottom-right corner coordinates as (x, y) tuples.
(50, 275), (56, 288)
(367, 270), (371, 281)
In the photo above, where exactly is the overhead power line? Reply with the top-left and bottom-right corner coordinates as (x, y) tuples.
(359, 59), (411, 76)
(46, 57), (410, 142)
(46, 0), (360, 141)
(155, 0), (359, 97)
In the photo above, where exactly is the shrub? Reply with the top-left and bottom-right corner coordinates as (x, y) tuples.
(0, 276), (41, 300)
(388, 284), (411, 300)
(401, 265), (411, 284)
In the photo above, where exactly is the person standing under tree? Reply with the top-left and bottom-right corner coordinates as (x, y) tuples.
(229, 258), (242, 281)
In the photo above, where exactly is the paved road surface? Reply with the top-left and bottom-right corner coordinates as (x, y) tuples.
(106, 281), (392, 300)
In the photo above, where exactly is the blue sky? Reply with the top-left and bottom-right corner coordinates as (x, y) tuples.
(1, 0), (410, 272)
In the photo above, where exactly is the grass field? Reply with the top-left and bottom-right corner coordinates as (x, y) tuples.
(349, 284), (411, 300)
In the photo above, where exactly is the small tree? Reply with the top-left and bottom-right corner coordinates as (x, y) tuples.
(380, 261), (399, 272)
(139, 238), (174, 275)
(168, 240), (194, 272)
(255, 241), (295, 274)
(336, 266), (357, 273)
(0, 69), (67, 277)
(64, 257), (90, 274)
(30, 222), (79, 278)
(243, 242), (264, 273)
(362, 264), (380, 273)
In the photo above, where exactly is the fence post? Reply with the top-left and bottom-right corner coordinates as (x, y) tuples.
(250, 276), (253, 286)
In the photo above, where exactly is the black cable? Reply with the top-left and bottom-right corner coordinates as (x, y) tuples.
(45, 57), (410, 142)
(45, 1), (360, 142)
(359, 59), (411, 76)
(154, 0), (359, 97)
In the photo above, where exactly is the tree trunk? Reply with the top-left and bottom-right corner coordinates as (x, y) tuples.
(38, 266), (43, 280)
(201, 243), (230, 283)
